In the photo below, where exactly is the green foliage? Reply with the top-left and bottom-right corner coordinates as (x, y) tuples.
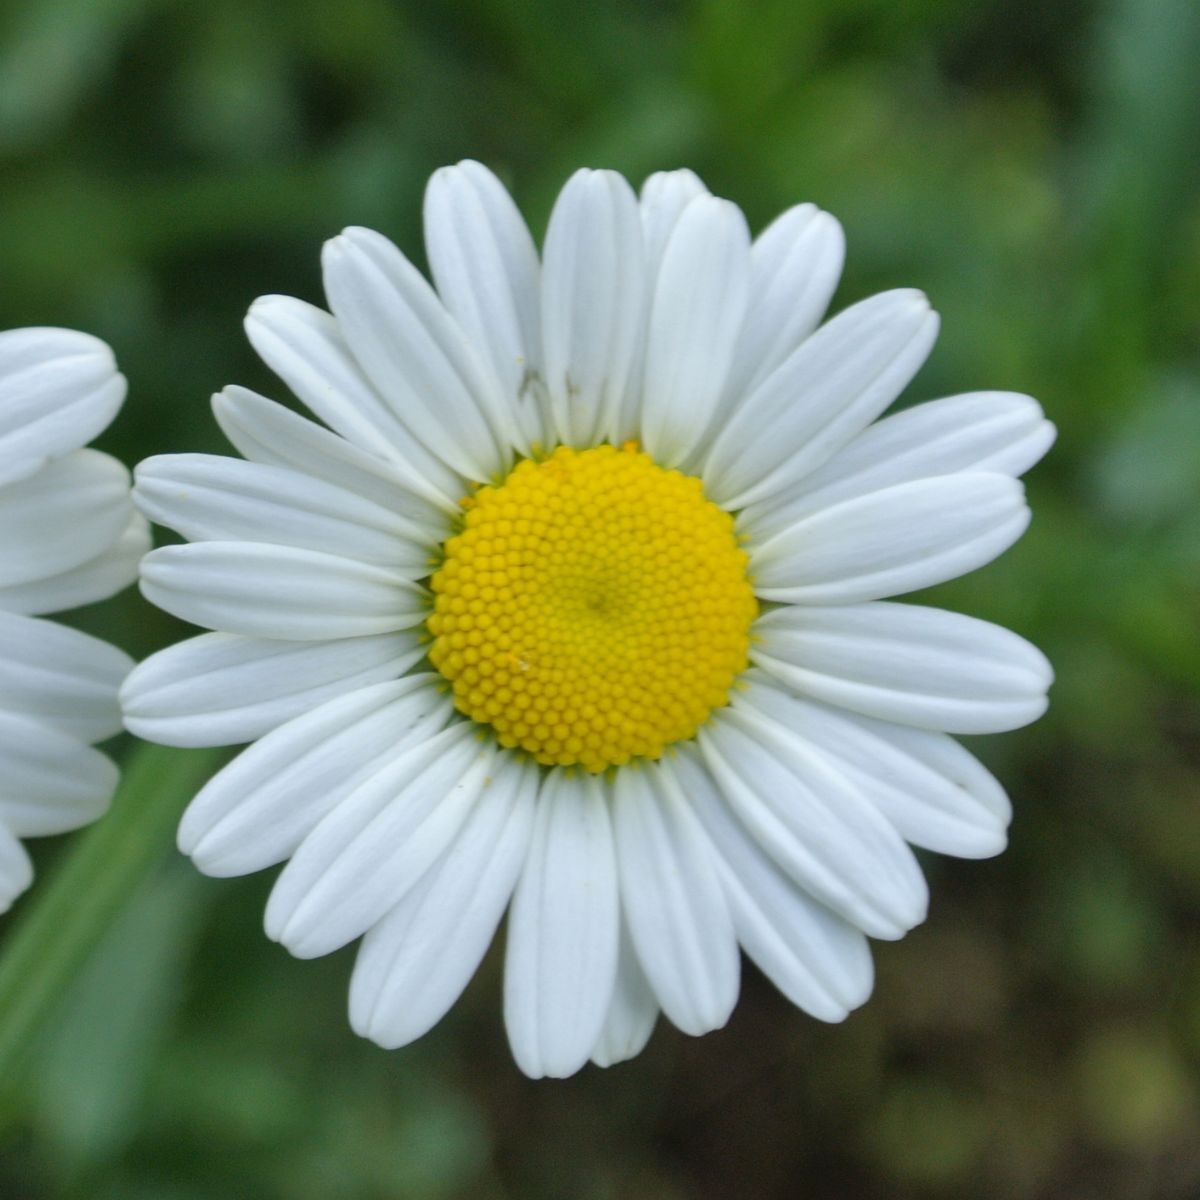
(0, 0), (1198, 1195)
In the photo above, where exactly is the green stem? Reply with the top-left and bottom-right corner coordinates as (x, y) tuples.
(0, 742), (226, 1081)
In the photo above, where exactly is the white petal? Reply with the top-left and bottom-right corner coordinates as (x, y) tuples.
(752, 601), (1053, 734)
(244, 297), (462, 509)
(0, 611), (131, 742)
(704, 290), (939, 509)
(639, 169), (709, 276)
(121, 630), (425, 748)
(0, 328), (125, 484)
(723, 204), (845, 402)
(735, 677), (1012, 859)
(590, 920), (659, 1068)
(540, 169), (646, 446)
(424, 160), (545, 451)
(212, 386), (453, 532)
(134, 453), (432, 575)
(0, 450), (134, 588)
(178, 676), (451, 876)
(639, 196), (751, 467)
(138, 542), (427, 640)
(504, 771), (620, 1079)
(613, 763), (739, 1034)
(741, 391), (1056, 540)
(698, 708), (928, 939)
(0, 513), (148, 616)
(266, 723), (489, 958)
(750, 473), (1030, 604)
(620, 169), (711, 449)
(321, 228), (510, 479)
(350, 753), (538, 1048)
(0, 823), (34, 914)
(667, 746), (873, 1020)
(0, 709), (116, 838)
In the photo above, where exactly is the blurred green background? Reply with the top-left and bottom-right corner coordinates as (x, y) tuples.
(1, 0), (1199, 1195)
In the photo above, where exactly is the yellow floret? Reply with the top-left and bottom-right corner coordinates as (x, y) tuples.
(428, 443), (756, 772)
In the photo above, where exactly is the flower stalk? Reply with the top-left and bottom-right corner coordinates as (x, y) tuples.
(0, 742), (226, 1085)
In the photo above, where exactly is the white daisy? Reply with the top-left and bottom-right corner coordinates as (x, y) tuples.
(122, 162), (1054, 1078)
(0, 327), (148, 912)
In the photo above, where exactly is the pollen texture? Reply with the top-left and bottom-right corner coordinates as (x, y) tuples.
(427, 443), (756, 772)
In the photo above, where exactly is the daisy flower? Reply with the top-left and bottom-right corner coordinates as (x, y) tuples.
(122, 162), (1054, 1077)
(0, 328), (148, 912)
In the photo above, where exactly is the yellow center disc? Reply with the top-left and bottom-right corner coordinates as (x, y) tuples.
(427, 442), (757, 772)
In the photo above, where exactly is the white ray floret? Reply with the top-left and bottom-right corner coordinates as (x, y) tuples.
(0, 328), (144, 911)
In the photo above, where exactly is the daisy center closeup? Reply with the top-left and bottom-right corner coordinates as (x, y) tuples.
(427, 441), (757, 772)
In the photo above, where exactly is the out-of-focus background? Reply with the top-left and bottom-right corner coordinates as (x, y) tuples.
(1, 0), (1198, 1196)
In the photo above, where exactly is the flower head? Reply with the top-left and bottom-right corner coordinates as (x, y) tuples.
(123, 163), (1054, 1077)
(0, 328), (148, 911)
